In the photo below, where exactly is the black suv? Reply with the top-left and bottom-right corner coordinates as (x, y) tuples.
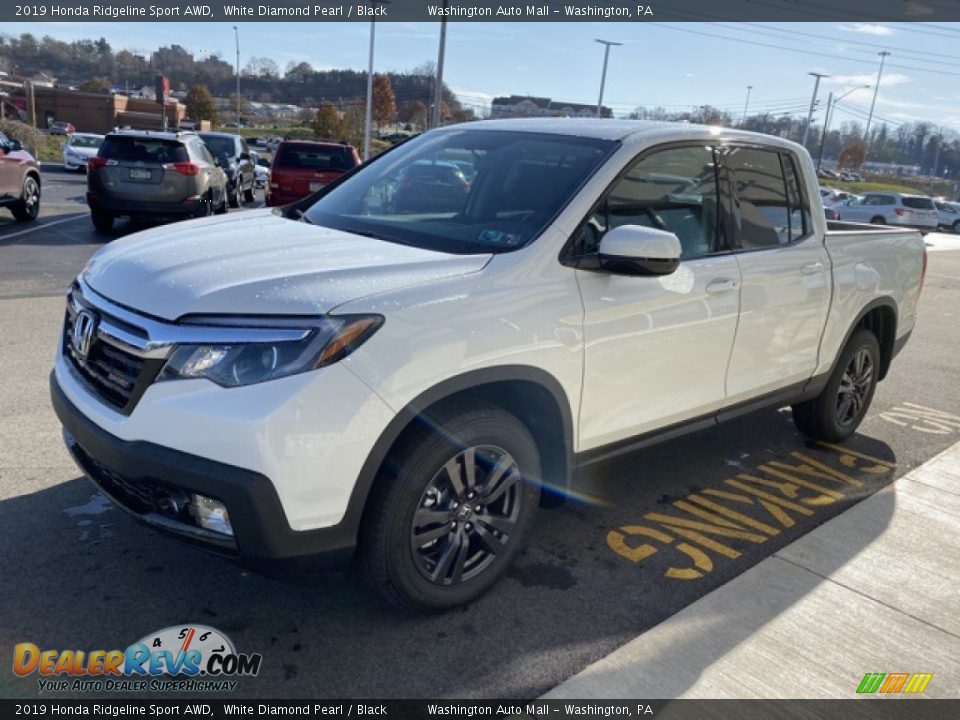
(87, 130), (228, 232)
(198, 132), (256, 208)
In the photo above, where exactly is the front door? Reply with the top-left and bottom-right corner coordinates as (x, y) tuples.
(574, 144), (742, 451)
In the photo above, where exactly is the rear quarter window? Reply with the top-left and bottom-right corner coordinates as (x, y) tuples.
(99, 137), (188, 164)
(902, 196), (934, 210)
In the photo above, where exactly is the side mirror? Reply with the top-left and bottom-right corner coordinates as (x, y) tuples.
(598, 225), (682, 276)
(240, 152), (251, 161)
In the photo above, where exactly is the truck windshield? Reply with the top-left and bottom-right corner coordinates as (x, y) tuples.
(301, 129), (616, 254)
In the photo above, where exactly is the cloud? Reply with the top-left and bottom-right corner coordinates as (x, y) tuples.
(840, 23), (893, 36)
(826, 73), (911, 88)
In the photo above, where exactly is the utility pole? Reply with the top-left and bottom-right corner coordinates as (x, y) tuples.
(816, 84), (870, 171)
(431, 0), (448, 130)
(742, 85), (752, 126)
(865, 51), (889, 144)
(233, 26), (240, 126)
(594, 39), (621, 118)
(802, 72), (829, 149)
(932, 126), (943, 178)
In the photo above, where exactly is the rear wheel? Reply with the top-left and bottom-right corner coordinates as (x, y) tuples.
(90, 208), (114, 232)
(870, 216), (886, 225)
(358, 403), (541, 611)
(11, 175), (40, 222)
(792, 329), (881, 442)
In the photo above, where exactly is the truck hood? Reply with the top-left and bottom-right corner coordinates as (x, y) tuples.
(82, 210), (492, 320)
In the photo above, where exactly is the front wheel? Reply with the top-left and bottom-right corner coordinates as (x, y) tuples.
(11, 175), (40, 222)
(792, 328), (881, 442)
(358, 403), (541, 611)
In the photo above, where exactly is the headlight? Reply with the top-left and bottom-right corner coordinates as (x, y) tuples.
(160, 315), (382, 387)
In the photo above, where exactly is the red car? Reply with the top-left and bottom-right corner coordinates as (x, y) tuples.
(265, 140), (360, 207)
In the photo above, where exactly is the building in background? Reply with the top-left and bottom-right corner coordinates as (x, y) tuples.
(18, 86), (185, 132)
(491, 95), (612, 119)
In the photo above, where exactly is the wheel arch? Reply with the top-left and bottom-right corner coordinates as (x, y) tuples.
(828, 297), (898, 383)
(347, 366), (576, 535)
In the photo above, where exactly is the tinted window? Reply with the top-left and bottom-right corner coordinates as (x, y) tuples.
(582, 145), (720, 259)
(781, 153), (811, 242)
(902, 196), (934, 210)
(200, 135), (237, 159)
(69, 135), (102, 149)
(725, 147), (792, 249)
(866, 194), (895, 206)
(275, 144), (356, 171)
(302, 130), (615, 254)
(98, 137), (188, 164)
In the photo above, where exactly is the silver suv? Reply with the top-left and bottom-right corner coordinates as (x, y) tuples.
(86, 130), (228, 232)
(838, 191), (938, 231)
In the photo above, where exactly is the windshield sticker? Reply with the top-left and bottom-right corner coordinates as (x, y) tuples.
(478, 230), (522, 246)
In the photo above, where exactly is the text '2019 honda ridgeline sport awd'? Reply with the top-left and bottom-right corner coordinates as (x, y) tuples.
(52, 120), (925, 610)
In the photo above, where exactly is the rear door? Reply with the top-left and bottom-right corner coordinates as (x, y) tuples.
(720, 146), (831, 406)
(576, 143), (742, 449)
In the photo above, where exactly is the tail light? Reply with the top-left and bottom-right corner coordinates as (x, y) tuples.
(163, 162), (200, 176)
(894, 208), (906, 217)
(88, 157), (109, 169)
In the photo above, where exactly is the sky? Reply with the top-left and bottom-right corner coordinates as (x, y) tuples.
(6, 20), (960, 131)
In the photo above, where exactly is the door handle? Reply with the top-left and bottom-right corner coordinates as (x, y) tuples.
(705, 278), (739, 294)
(802, 262), (825, 275)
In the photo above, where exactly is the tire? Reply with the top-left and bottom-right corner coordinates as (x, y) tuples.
(792, 328), (881, 442)
(11, 175), (40, 222)
(870, 216), (886, 225)
(227, 184), (240, 208)
(90, 209), (114, 232)
(953, 220), (960, 234)
(243, 181), (255, 203)
(196, 193), (214, 219)
(358, 403), (541, 611)
(215, 191), (228, 215)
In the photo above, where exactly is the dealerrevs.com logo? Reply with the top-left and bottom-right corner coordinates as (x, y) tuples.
(14, 625), (262, 693)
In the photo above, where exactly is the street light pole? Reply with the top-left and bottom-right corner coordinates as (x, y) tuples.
(364, 13), (376, 160)
(816, 84), (869, 171)
(802, 72), (829, 149)
(742, 85), (752, 126)
(431, 0), (448, 130)
(594, 39), (621, 118)
(865, 51), (890, 144)
(233, 26), (240, 127)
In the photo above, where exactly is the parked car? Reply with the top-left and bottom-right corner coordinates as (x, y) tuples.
(198, 131), (256, 208)
(837, 192), (939, 231)
(0, 131), (41, 222)
(86, 129), (228, 232)
(49, 121), (76, 136)
(934, 200), (960, 233)
(250, 151), (270, 189)
(62, 132), (104, 172)
(265, 140), (360, 206)
(820, 188), (856, 207)
(51, 120), (925, 610)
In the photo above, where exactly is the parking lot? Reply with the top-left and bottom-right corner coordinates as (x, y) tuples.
(1, 165), (959, 699)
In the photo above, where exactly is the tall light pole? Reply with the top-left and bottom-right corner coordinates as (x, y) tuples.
(431, 0), (448, 130)
(594, 39), (621, 118)
(865, 51), (890, 144)
(816, 84), (869, 171)
(232, 26), (240, 127)
(932, 126), (944, 177)
(802, 72), (829, 149)
(742, 85), (753, 126)
(363, 1), (389, 160)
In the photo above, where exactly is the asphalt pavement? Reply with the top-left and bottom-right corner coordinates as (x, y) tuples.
(1, 166), (959, 699)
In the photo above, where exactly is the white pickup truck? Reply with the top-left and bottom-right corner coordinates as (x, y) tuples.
(51, 120), (926, 610)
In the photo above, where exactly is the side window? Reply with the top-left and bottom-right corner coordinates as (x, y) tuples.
(580, 145), (720, 260)
(781, 153), (811, 242)
(725, 147), (792, 249)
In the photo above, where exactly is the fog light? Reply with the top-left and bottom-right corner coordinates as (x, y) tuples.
(189, 494), (234, 536)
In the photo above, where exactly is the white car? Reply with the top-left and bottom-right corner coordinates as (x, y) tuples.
(250, 150), (270, 189)
(51, 120), (925, 610)
(820, 188), (857, 207)
(934, 200), (960, 233)
(837, 192), (939, 231)
(62, 133), (104, 171)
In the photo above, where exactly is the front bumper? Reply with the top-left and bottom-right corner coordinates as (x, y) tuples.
(51, 371), (357, 574)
